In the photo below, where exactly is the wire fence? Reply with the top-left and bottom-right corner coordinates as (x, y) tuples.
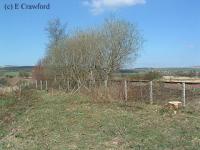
(3, 79), (200, 106)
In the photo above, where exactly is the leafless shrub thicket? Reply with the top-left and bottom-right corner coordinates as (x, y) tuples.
(34, 17), (144, 88)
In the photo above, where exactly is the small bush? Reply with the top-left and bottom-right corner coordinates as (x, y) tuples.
(5, 75), (14, 78)
(0, 78), (8, 86)
(143, 71), (162, 80)
(19, 71), (30, 78)
(127, 71), (162, 81)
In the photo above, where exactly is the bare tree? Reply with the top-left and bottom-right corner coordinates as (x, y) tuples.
(99, 17), (143, 80)
(39, 17), (143, 88)
(44, 19), (67, 81)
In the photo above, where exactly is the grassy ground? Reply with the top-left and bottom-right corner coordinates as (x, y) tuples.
(0, 90), (41, 141)
(1, 90), (200, 149)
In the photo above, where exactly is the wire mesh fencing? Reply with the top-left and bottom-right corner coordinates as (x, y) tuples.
(26, 79), (200, 106)
(185, 83), (200, 106)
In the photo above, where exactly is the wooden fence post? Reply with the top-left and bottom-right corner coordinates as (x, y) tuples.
(124, 80), (127, 101)
(40, 80), (42, 90)
(93, 79), (96, 88)
(51, 88), (54, 96)
(104, 80), (108, 96)
(45, 80), (48, 91)
(59, 84), (61, 91)
(105, 80), (108, 88)
(150, 81), (153, 104)
(35, 80), (38, 89)
(67, 80), (70, 92)
(182, 82), (186, 107)
(78, 79), (81, 89)
(19, 84), (22, 94)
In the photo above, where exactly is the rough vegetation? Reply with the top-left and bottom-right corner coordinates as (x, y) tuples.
(1, 90), (200, 149)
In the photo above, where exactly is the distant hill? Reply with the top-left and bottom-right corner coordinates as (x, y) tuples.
(117, 67), (200, 75)
(192, 66), (200, 68)
(0, 66), (34, 72)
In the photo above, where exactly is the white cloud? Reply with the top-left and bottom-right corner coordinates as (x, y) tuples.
(83, 0), (146, 15)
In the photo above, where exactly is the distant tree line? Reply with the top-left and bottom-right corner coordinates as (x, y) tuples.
(34, 17), (144, 84)
(173, 70), (199, 77)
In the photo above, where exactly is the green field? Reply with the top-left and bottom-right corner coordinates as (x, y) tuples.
(0, 70), (18, 78)
(0, 66), (33, 78)
(1, 90), (200, 149)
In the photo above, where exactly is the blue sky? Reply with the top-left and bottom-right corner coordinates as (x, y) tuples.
(0, 0), (199, 68)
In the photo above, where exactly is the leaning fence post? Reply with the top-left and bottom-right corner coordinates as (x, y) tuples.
(40, 80), (42, 90)
(182, 82), (186, 107)
(124, 80), (128, 101)
(150, 81), (153, 104)
(78, 79), (81, 89)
